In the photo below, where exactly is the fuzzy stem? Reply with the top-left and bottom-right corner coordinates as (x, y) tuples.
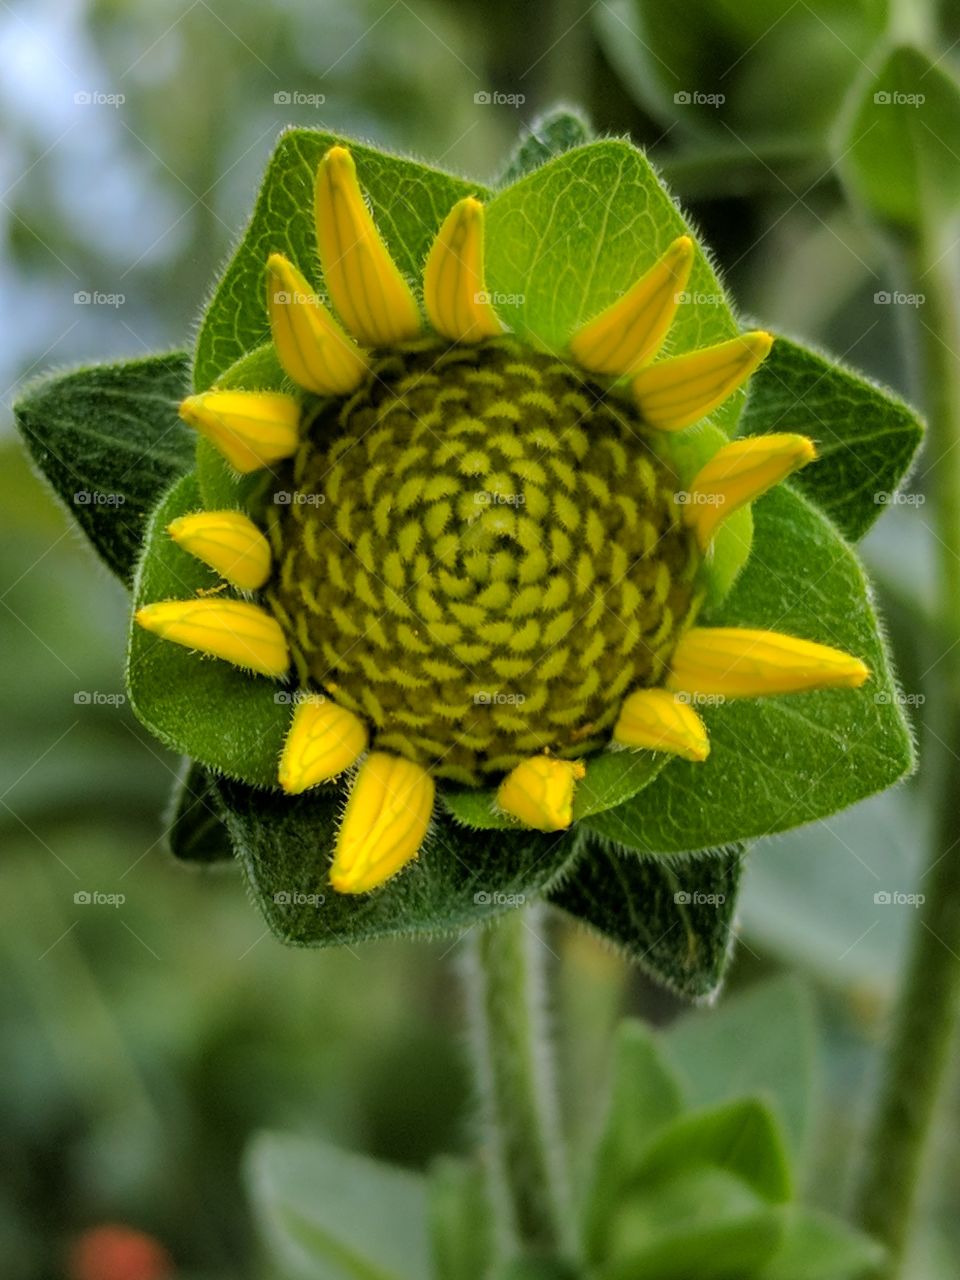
(462, 904), (570, 1262)
(853, 221), (960, 1273)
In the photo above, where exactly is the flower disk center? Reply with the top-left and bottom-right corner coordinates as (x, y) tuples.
(266, 336), (700, 785)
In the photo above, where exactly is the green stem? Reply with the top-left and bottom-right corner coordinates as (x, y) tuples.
(463, 904), (570, 1262)
(853, 223), (960, 1273)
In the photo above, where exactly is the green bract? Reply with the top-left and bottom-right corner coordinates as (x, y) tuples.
(14, 114), (921, 994)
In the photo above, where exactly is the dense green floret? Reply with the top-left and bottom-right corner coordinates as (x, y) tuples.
(265, 336), (701, 785)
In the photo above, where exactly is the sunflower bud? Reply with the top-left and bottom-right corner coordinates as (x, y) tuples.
(497, 756), (586, 830)
(330, 753), (434, 893)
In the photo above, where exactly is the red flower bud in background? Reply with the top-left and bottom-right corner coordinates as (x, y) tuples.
(68, 1225), (174, 1280)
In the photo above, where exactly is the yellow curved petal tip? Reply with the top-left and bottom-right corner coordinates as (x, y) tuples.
(686, 433), (817, 549)
(266, 252), (368, 396)
(613, 687), (710, 762)
(330, 752), (434, 894)
(570, 235), (695, 376)
(497, 756), (586, 831)
(135, 598), (289, 678)
(179, 391), (300, 474)
(315, 146), (421, 347)
(423, 197), (504, 343)
(633, 330), (774, 432)
(278, 696), (368, 794)
(666, 627), (870, 699)
(167, 510), (272, 591)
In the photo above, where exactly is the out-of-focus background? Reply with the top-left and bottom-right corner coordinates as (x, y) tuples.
(1, 0), (956, 1276)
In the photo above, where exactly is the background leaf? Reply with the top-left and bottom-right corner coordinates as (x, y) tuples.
(661, 976), (817, 1163)
(246, 1131), (430, 1280)
(595, 0), (885, 147)
(194, 130), (491, 390)
(215, 773), (582, 946)
(600, 1169), (785, 1280)
(127, 474), (291, 787)
(582, 982), (870, 1279)
(740, 789), (926, 992)
(635, 1098), (792, 1203)
(581, 1019), (685, 1258)
(757, 1208), (886, 1279)
(740, 333), (924, 541)
(837, 44), (960, 230)
(584, 485), (913, 855)
(14, 352), (193, 586)
(549, 838), (743, 998)
(495, 1265), (580, 1280)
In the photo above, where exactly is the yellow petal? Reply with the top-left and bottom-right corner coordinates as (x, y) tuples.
(633, 331), (773, 432)
(278, 695), (368, 794)
(497, 756), (586, 831)
(314, 146), (421, 347)
(423, 197), (504, 343)
(167, 510), (272, 591)
(570, 236), (695, 376)
(612, 687), (710, 761)
(330, 752), (434, 894)
(179, 391), (300, 474)
(685, 434), (817, 549)
(266, 252), (369, 395)
(135, 599), (289, 678)
(665, 627), (870, 698)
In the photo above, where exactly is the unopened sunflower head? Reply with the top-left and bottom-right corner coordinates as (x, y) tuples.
(136, 145), (869, 896)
